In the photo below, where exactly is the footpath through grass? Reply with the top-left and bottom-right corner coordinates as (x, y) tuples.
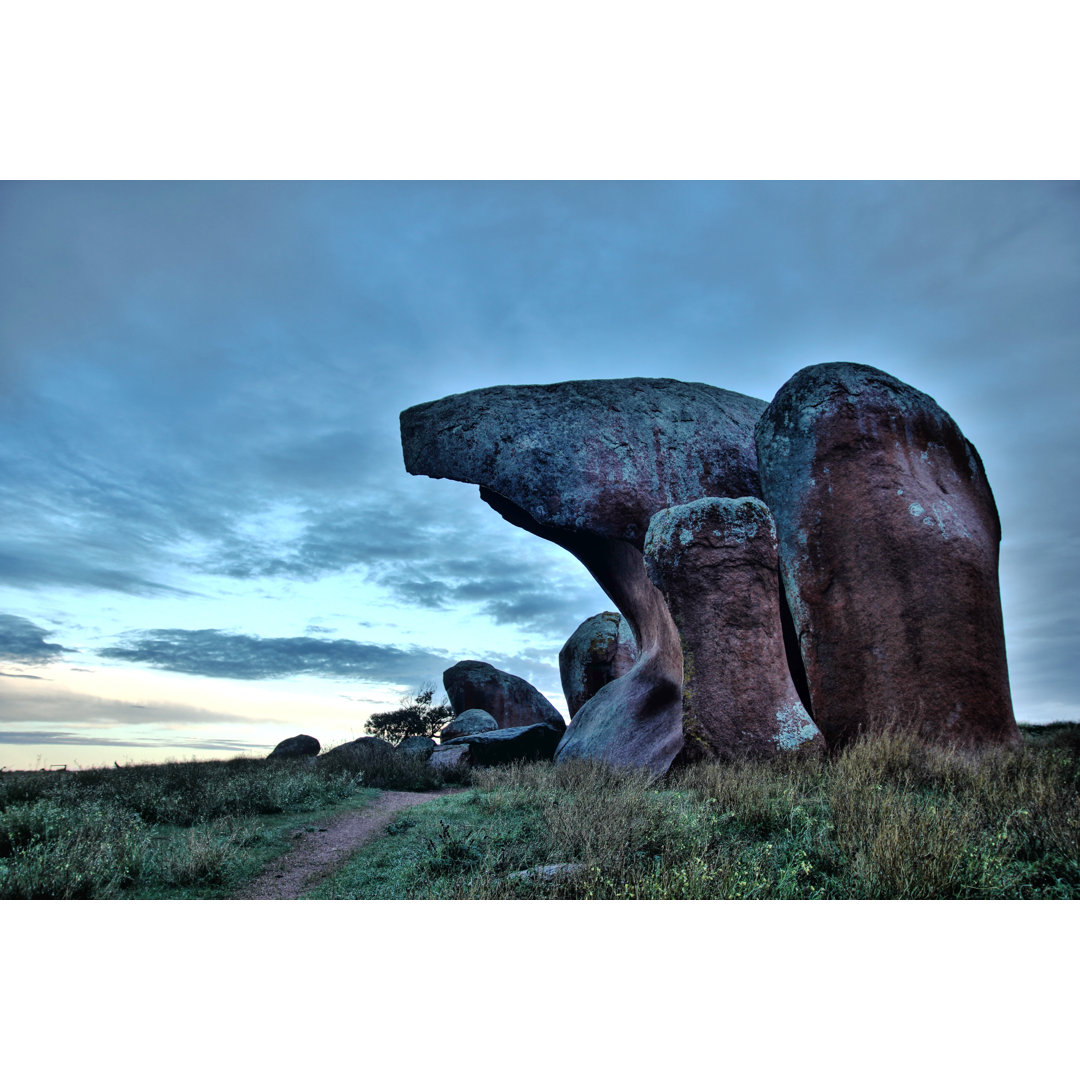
(0, 756), (382, 899)
(308, 724), (1080, 900)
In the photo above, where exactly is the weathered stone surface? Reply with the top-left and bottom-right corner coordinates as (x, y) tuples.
(442, 660), (565, 733)
(507, 863), (588, 883)
(268, 734), (320, 759)
(645, 497), (825, 760)
(559, 612), (638, 720)
(318, 736), (394, 769)
(442, 724), (562, 765)
(397, 735), (437, 757)
(403, 378), (767, 773)
(755, 362), (1019, 747)
(429, 743), (473, 772)
(439, 708), (499, 743)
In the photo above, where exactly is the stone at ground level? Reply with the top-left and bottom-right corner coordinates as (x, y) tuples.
(317, 736), (394, 770)
(443, 660), (565, 733)
(440, 708), (499, 742)
(268, 734), (320, 759)
(429, 743), (472, 772)
(397, 735), (437, 757)
(442, 724), (562, 766)
(507, 863), (588, 883)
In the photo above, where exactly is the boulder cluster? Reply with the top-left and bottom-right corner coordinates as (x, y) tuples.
(397, 364), (1019, 774)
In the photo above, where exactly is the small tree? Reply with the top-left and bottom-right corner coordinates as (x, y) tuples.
(366, 682), (454, 743)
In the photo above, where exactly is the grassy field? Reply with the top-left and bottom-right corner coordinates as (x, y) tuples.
(2, 724), (1077, 899)
(308, 724), (1080, 900)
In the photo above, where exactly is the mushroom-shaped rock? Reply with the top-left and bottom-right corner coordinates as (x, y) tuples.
(442, 660), (565, 733)
(397, 735), (437, 757)
(268, 734), (320, 759)
(440, 708), (499, 743)
(442, 724), (562, 765)
(755, 362), (1019, 748)
(403, 378), (767, 773)
(559, 612), (638, 720)
(644, 497), (824, 759)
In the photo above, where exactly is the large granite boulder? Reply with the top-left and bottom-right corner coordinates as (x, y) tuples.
(442, 724), (562, 766)
(429, 743), (473, 773)
(755, 362), (1019, 747)
(440, 708), (499, 742)
(559, 611), (638, 719)
(403, 378), (766, 773)
(268, 734), (320, 759)
(442, 660), (565, 734)
(644, 497), (825, 760)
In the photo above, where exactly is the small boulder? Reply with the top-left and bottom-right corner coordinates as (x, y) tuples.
(559, 612), (638, 719)
(397, 735), (437, 757)
(443, 660), (565, 733)
(442, 723), (562, 766)
(507, 863), (588, 883)
(318, 736), (394, 770)
(440, 708), (499, 743)
(268, 734), (320, 759)
(429, 743), (472, 772)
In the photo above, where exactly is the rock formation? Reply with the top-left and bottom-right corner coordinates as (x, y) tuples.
(755, 362), (1019, 747)
(644, 497), (824, 759)
(397, 735), (437, 757)
(442, 660), (565, 734)
(403, 378), (766, 773)
(268, 734), (320, 759)
(441, 723), (563, 765)
(559, 611), (638, 719)
(440, 708), (499, 742)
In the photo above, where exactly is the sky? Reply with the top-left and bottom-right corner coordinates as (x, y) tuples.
(1, 180), (1078, 770)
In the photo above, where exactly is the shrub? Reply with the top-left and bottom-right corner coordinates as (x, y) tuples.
(366, 683), (454, 742)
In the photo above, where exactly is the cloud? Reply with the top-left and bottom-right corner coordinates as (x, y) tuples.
(0, 614), (72, 666)
(0, 730), (271, 753)
(97, 628), (456, 684)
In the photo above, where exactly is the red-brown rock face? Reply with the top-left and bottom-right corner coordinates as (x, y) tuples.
(755, 363), (1019, 747)
(558, 611), (638, 719)
(644, 497), (824, 759)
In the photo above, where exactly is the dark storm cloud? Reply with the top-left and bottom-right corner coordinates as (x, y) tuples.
(97, 628), (455, 684)
(0, 614), (71, 665)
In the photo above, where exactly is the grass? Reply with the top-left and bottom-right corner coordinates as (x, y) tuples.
(307, 724), (1080, 899)
(3, 724), (1076, 900)
(0, 756), (377, 899)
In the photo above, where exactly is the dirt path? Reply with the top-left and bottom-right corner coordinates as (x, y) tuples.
(236, 790), (445, 900)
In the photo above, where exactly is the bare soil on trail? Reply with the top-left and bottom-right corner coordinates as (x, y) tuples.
(236, 790), (445, 900)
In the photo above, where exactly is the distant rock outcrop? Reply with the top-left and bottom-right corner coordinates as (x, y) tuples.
(644, 497), (824, 759)
(268, 734), (320, 759)
(403, 378), (766, 773)
(442, 724), (562, 765)
(442, 660), (565, 733)
(559, 612), (638, 720)
(755, 362), (1019, 747)
(439, 708), (499, 743)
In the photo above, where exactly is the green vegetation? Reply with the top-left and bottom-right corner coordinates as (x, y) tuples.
(0, 756), (375, 899)
(2, 724), (1076, 900)
(308, 724), (1080, 899)
(365, 682), (454, 743)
